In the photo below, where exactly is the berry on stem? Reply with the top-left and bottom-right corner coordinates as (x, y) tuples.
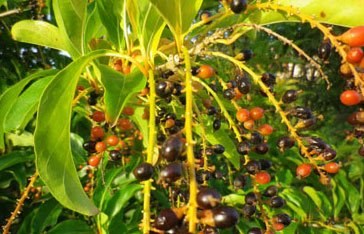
(296, 163), (312, 178)
(340, 90), (361, 106)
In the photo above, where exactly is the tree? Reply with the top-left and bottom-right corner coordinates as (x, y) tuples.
(1, 0), (364, 233)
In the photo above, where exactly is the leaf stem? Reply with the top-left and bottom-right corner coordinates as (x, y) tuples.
(182, 46), (198, 233)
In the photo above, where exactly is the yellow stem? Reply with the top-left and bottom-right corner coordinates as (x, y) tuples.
(206, 51), (328, 181)
(3, 171), (38, 234)
(182, 47), (198, 233)
(142, 69), (156, 234)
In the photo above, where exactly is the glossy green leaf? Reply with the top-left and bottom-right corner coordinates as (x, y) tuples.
(4, 76), (53, 132)
(53, 0), (87, 56)
(84, 2), (105, 52)
(337, 170), (361, 213)
(6, 165), (27, 190)
(258, 0), (364, 27)
(303, 186), (332, 218)
(93, 168), (123, 208)
(149, 0), (203, 37)
(331, 179), (346, 219)
(35, 50), (117, 216)
(128, 1), (166, 59)
(8, 131), (34, 147)
(11, 20), (68, 52)
(70, 133), (87, 166)
(96, 0), (124, 50)
(105, 183), (142, 218)
(0, 151), (34, 171)
(0, 69), (57, 150)
(98, 65), (147, 126)
(31, 199), (63, 234)
(47, 220), (94, 234)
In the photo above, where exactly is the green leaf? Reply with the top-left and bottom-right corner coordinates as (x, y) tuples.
(148, 0), (203, 37)
(331, 179), (346, 219)
(11, 20), (68, 52)
(34, 50), (117, 216)
(0, 69), (57, 150)
(47, 220), (94, 234)
(195, 120), (240, 169)
(258, 0), (364, 27)
(18, 209), (37, 234)
(31, 199), (63, 234)
(303, 186), (332, 218)
(70, 133), (87, 166)
(98, 65), (147, 126)
(130, 106), (149, 147)
(128, 1), (166, 59)
(336, 170), (361, 213)
(105, 183), (142, 218)
(0, 151), (34, 171)
(4, 76), (54, 132)
(84, 2), (105, 52)
(96, 0), (124, 50)
(8, 131), (34, 147)
(53, 0), (88, 56)
(93, 168), (123, 208)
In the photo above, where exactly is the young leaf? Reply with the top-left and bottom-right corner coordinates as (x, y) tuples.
(98, 65), (147, 126)
(0, 69), (57, 150)
(4, 76), (54, 133)
(11, 21), (68, 52)
(34, 50), (116, 216)
(53, 0), (87, 57)
(148, 0), (203, 37)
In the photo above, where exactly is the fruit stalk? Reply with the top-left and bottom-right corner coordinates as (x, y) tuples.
(142, 69), (156, 234)
(182, 47), (198, 233)
(3, 171), (38, 234)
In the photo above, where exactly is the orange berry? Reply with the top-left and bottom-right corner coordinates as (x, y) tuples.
(243, 119), (255, 130)
(88, 155), (101, 167)
(95, 141), (107, 152)
(236, 108), (250, 122)
(91, 126), (104, 139)
(106, 135), (119, 146)
(197, 65), (215, 79)
(249, 107), (264, 120)
(325, 162), (340, 174)
(296, 163), (312, 178)
(122, 106), (135, 116)
(258, 124), (273, 136)
(340, 90), (361, 106)
(118, 118), (133, 131)
(92, 111), (105, 122)
(255, 171), (271, 184)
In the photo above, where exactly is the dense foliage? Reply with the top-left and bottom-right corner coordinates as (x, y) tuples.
(1, 0), (364, 233)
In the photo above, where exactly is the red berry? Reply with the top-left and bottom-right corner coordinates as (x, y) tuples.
(325, 162), (340, 174)
(338, 26), (364, 47)
(347, 47), (364, 64)
(122, 65), (131, 74)
(250, 107), (264, 120)
(92, 111), (105, 122)
(340, 90), (361, 106)
(243, 119), (255, 130)
(255, 171), (271, 184)
(258, 124), (273, 136)
(95, 141), (107, 153)
(122, 106), (135, 116)
(197, 65), (215, 79)
(106, 135), (119, 146)
(118, 118), (133, 131)
(236, 108), (250, 122)
(296, 163), (312, 178)
(88, 155), (101, 167)
(273, 222), (285, 231)
(91, 126), (104, 139)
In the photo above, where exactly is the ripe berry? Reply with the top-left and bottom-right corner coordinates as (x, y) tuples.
(318, 40), (331, 60)
(274, 213), (292, 227)
(95, 141), (106, 152)
(223, 88), (235, 100)
(161, 136), (184, 162)
(255, 171), (271, 184)
(212, 144), (225, 154)
(269, 196), (286, 208)
(133, 162), (153, 181)
(277, 136), (295, 150)
(233, 175), (246, 190)
(237, 77), (251, 94)
(247, 227), (263, 234)
(156, 81), (173, 98)
(83, 140), (96, 153)
(230, 0), (248, 14)
(263, 185), (278, 197)
(296, 163), (312, 178)
(122, 106), (134, 115)
(249, 107), (264, 120)
(237, 141), (251, 155)
(325, 162), (340, 174)
(197, 65), (215, 79)
(250, 132), (263, 144)
(340, 90), (361, 106)
(338, 26), (364, 47)
(106, 135), (119, 146)
(91, 126), (104, 139)
(212, 206), (239, 228)
(242, 204), (256, 217)
(261, 73), (276, 86)
(160, 162), (183, 183)
(259, 159), (272, 170)
(322, 148), (337, 161)
(207, 106), (218, 115)
(213, 119), (221, 130)
(258, 124), (273, 136)
(347, 47), (364, 64)
(244, 119), (255, 130)
(109, 150), (121, 161)
(154, 208), (181, 230)
(92, 111), (105, 122)
(245, 192), (258, 205)
(245, 160), (261, 174)
(236, 108), (250, 122)
(197, 187), (222, 209)
(255, 143), (269, 154)
(282, 90), (299, 103)
(118, 118), (133, 130)
(88, 155), (101, 167)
